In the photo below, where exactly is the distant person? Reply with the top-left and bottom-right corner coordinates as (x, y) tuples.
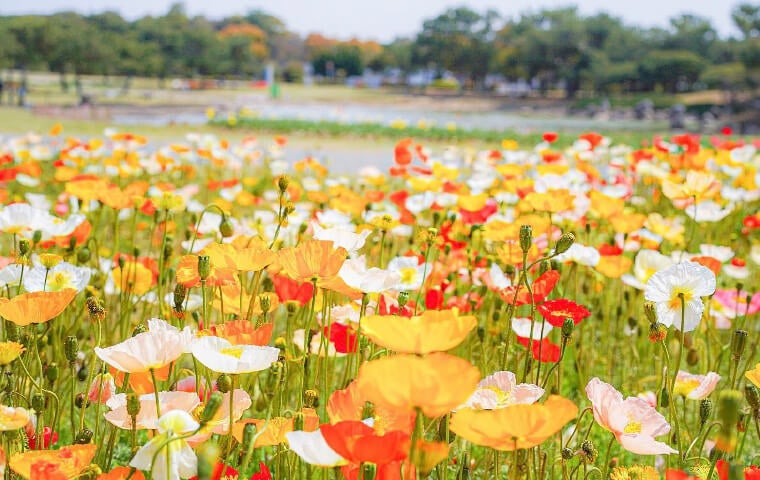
(17, 85), (26, 107)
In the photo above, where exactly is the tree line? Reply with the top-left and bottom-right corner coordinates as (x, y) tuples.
(1, 2), (759, 98)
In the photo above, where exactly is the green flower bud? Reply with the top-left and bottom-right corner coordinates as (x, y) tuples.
(660, 387), (670, 408)
(554, 232), (575, 255)
(686, 348), (699, 366)
(75, 428), (93, 444)
(746, 384), (760, 411)
(242, 423), (257, 446)
(643, 302), (657, 324)
(75, 392), (89, 409)
(561, 447), (574, 460)
(700, 398), (713, 426)
(196, 441), (221, 480)
(580, 440), (597, 463)
(197, 255), (211, 280)
(731, 330), (748, 360)
(219, 216), (234, 238)
(397, 291), (410, 308)
(277, 176), (290, 193)
(76, 247), (91, 264)
(31, 393), (46, 412)
(126, 393), (141, 417)
(45, 362), (59, 384)
(64, 336), (79, 364)
(561, 318), (574, 339)
(32, 230), (42, 244)
(132, 324), (147, 336)
(18, 239), (30, 257)
(304, 389), (319, 408)
(174, 283), (187, 309)
(519, 225), (532, 252)
(200, 392), (224, 424)
(217, 374), (232, 393)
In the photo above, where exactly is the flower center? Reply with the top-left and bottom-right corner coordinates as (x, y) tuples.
(668, 287), (694, 310)
(399, 267), (417, 285)
(48, 271), (73, 291)
(674, 379), (701, 396)
(623, 421), (642, 434)
(219, 347), (244, 358)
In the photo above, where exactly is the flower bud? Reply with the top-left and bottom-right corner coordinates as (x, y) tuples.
(746, 384), (760, 411)
(132, 324), (147, 336)
(88, 373), (115, 404)
(32, 230), (42, 244)
(18, 239), (30, 257)
(648, 323), (667, 343)
(686, 348), (699, 366)
(200, 392), (224, 424)
(643, 302), (657, 324)
(219, 216), (234, 238)
(259, 294), (271, 314)
(561, 318), (574, 339)
(74, 428), (93, 444)
(76, 247), (91, 264)
(174, 283), (187, 309)
(539, 260), (550, 275)
(197, 255), (211, 281)
(126, 393), (141, 417)
(716, 390), (742, 453)
(580, 440), (597, 463)
(397, 291), (410, 308)
(731, 330), (748, 360)
(118, 256), (126, 269)
(216, 374), (232, 393)
(700, 398), (713, 426)
(277, 176), (290, 193)
(86, 297), (106, 322)
(659, 387), (670, 408)
(31, 393), (46, 412)
(75, 393), (89, 409)
(561, 448), (574, 461)
(554, 233), (575, 255)
(304, 389), (319, 408)
(65, 336), (79, 364)
(519, 225), (532, 253)
(242, 423), (257, 447)
(44, 362), (58, 384)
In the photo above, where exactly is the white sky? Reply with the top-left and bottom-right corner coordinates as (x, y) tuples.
(1, 0), (744, 41)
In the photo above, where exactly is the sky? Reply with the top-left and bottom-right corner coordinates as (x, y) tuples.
(1, 0), (745, 41)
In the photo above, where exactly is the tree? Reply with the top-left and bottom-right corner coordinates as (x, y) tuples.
(733, 3), (760, 38)
(637, 50), (706, 93)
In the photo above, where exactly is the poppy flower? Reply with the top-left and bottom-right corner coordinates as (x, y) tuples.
(517, 337), (562, 363)
(95, 322), (189, 373)
(356, 353), (480, 418)
(0, 405), (30, 431)
(271, 274), (314, 306)
(538, 299), (591, 327)
(27, 426), (58, 450)
(175, 254), (237, 288)
(10, 444), (96, 480)
(459, 371), (544, 410)
(199, 321), (274, 346)
(105, 391), (200, 430)
(672, 370), (720, 400)
(542, 132), (558, 143)
(360, 309), (476, 354)
(323, 322), (358, 354)
(320, 420), (410, 465)
(586, 377), (676, 455)
(500, 270), (560, 306)
(644, 262), (716, 332)
(450, 395), (577, 450)
(190, 336), (279, 374)
(0, 289), (77, 326)
(327, 382), (415, 433)
(231, 409), (320, 446)
(130, 410), (199, 480)
(98, 467), (146, 480)
(0, 341), (24, 366)
(111, 261), (155, 295)
(276, 240), (347, 288)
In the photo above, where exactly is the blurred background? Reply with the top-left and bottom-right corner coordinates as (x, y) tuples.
(0, 0), (758, 156)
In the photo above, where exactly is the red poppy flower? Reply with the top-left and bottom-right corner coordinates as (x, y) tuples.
(271, 274), (314, 306)
(394, 139), (413, 166)
(189, 463), (237, 480)
(425, 288), (444, 310)
(324, 322), (358, 354)
(27, 426), (58, 450)
(579, 132), (604, 150)
(598, 244), (622, 256)
(251, 462), (272, 480)
(538, 299), (590, 327)
(500, 270), (560, 306)
(722, 126), (733, 136)
(459, 199), (498, 225)
(378, 294), (414, 317)
(543, 132), (558, 143)
(517, 337), (561, 363)
(320, 421), (410, 465)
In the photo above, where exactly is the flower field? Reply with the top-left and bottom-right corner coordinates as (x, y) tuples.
(0, 126), (758, 480)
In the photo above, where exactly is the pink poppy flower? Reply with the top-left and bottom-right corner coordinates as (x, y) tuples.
(673, 371), (721, 400)
(459, 371), (544, 410)
(586, 378), (677, 455)
(712, 289), (760, 319)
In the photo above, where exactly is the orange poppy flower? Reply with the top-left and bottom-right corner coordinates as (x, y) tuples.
(356, 353), (480, 418)
(232, 408), (320, 446)
(608, 213), (647, 235)
(691, 256), (721, 277)
(175, 254), (237, 288)
(199, 321), (274, 346)
(449, 395), (578, 450)
(520, 190), (574, 213)
(97, 467), (145, 480)
(10, 444), (97, 479)
(595, 255), (633, 279)
(110, 364), (170, 395)
(213, 237), (277, 272)
(276, 240), (347, 288)
(589, 191), (624, 219)
(0, 289), (77, 326)
(327, 382), (415, 434)
(321, 421), (410, 466)
(361, 309), (476, 354)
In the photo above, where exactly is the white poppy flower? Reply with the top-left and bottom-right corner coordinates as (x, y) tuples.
(644, 262), (717, 332)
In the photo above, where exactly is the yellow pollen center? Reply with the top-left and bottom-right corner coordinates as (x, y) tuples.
(219, 347), (244, 358)
(674, 379), (701, 396)
(668, 288), (694, 309)
(399, 267), (417, 284)
(623, 421), (642, 434)
(48, 271), (73, 291)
